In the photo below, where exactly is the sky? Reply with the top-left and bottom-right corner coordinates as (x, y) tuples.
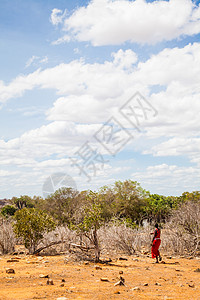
(0, 0), (200, 199)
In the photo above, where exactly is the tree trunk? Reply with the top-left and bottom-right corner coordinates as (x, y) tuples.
(93, 228), (100, 262)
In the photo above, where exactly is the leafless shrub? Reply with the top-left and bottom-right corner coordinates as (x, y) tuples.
(0, 217), (15, 254)
(36, 226), (94, 258)
(99, 222), (152, 255)
(37, 226), (77, 255)
(162, 201), (200, 256)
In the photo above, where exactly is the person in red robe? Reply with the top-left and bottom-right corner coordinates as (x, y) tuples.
(151, 223), (162, 263)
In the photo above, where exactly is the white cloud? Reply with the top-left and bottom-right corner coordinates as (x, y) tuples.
(1, 42), (200, 196)
(132, 164), (200, 195)
(0, 170), (19, 177)
(50, 8), (67, 26)
(25, 55), (48, 69)
(39, 56), (48, 64)
(52, 34), (71, 45)
(144, 137), (200, 167)
(25, 56), (39, 68)
(112, 49), (138, 69)
(50, 0), (200, 46)
(74, 48), (80, 54)
(0, 49), (142, 106)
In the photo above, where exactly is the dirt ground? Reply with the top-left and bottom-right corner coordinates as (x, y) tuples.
(0, 250), (200, 300)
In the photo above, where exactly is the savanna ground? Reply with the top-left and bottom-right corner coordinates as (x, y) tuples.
(0, 248), (200, 300)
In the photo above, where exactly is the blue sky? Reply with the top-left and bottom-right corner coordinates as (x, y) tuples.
(1, 0), (200, 198)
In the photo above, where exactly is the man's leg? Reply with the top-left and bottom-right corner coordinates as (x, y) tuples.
(158, 250), (162, 261)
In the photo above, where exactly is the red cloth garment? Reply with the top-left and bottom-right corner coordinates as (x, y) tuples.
(151, 228), (161, 258)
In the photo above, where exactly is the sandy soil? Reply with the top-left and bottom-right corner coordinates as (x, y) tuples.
(0, 251), (200, 300)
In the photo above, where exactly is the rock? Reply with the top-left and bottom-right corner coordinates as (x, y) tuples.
(118, 257), (128, 261)
(143, 283), (148, 286)
(47, 279), (54, 285)
(6, 268), (15, 274)
(188, 284), (195, 288)
(166, 256), (172, 259)
(119, 271), (123, 274)
(155, 282), (161, 286)
(95, 265), (102, 270)
(114, 291), (120, 294)
(39, 274), (49, 278)
(37, 256), (43, 260)
(56, 298), (68, 300)
(60, 283), (65, 287)
(100, 278), (109, 282)
(194, 268), (200, 272)
(132, 287), (140, 291)
(114, 276), (125, 286)
(84, 261), (89, 265)
(7, 259), (19, 262)
(114, 280), (124, 286)
(61, 279), (66, 282)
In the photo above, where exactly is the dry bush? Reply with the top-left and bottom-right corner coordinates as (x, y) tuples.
(98, 222), (152, 255)
(37, 226), (94, 258)
(0, 217), (16, 254)
(162, 201), (200, 256)
(38, 226), (77, 255)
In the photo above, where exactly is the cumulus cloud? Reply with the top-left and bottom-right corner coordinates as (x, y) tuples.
(112, 49), (138, 69)
(144, 137), (200, 167)
(1, 42), (200, 196)
(0, 49), (141, 105)
(132, 164), (200, 195)
(50, 0), (200, 46)
(50, 8), (67, 26)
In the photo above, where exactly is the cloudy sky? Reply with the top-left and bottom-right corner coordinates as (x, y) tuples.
(1, 0), (200, 198)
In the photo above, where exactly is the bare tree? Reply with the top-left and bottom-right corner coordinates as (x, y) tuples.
(163, 201), (200, 256)
(0, 217), (15, 254)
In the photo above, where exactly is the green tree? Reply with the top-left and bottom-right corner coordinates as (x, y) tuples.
(1, 205), (17, 217)
(42, 187), (80, 225)
(11, 195), (35, 210)
(112, 180), (149, 224)
(73, 191), (104, 262)
(178, 191), (200, 203)
(13, 208), (56, 254)
(145, 194), (178, 223)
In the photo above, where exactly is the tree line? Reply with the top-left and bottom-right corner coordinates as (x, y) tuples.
(1, 180), (200, 261)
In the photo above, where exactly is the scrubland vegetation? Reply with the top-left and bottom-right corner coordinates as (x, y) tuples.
(0, 180), (200, 261)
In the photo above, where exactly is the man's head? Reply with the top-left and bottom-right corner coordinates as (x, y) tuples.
(155, 223), (159, 229)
